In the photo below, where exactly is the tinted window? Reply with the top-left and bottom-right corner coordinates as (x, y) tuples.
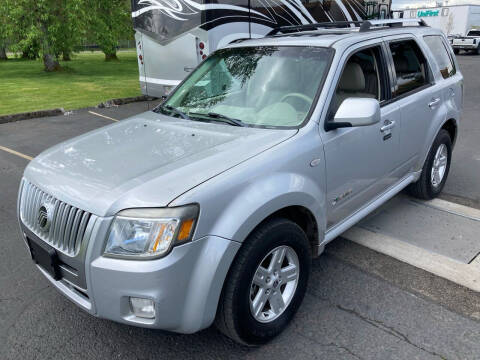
(468, 30), (480, 36)
(390, 40), (429, 96)
(423, 35), (456, 79)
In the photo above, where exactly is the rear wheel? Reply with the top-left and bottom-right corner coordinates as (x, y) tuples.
(215, 218), (311, 345)
(408, 129), (452, 200)
(453, 48), (460, 55)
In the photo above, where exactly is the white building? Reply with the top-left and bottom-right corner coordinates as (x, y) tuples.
(397, 4), (480, 36)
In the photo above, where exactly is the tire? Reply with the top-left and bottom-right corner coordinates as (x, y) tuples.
(215, 217), (311, 346)
(476, 46), (480, 55)
(453, 48), (460, 55)
(407, 129), (452, 200)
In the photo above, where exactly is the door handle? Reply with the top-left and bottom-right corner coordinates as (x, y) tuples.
(428, 98), (441, 108)
(380, 119), (395, 132)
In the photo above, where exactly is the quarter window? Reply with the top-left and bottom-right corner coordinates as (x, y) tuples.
(389, 40), (429, 96)
(423, 35), (456, 79)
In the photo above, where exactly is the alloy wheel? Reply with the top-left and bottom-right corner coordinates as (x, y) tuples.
(249, 245), (299, 323)
(431, 143), (448, 188)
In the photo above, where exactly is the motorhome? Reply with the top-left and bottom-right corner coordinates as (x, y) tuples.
(132, 0), (392, 97)
(395, 4), (480, 37)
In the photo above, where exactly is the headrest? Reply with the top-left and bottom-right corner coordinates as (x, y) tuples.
(338, 62), (365, 92)
(393, 55), (409, 73)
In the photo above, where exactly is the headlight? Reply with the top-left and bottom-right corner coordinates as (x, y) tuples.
(104, 205), (199, 259)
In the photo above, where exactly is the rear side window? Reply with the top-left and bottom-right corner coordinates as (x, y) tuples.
(389, 40), (429, 96)
(423, 35), (456, 79)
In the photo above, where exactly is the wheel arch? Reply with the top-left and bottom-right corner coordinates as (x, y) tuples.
(251, 205), (321, 258)
(418, 117), (458, 172)
(441, 118), (458, 147)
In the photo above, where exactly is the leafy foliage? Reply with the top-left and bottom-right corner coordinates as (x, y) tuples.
(86, 0), (133, 60)
(2, 0), (133, 67)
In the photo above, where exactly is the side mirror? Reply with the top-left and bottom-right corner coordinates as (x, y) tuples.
(326, 98), (380, 131)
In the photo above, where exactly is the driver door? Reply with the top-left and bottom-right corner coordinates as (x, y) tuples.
(321, 42), (402, 229)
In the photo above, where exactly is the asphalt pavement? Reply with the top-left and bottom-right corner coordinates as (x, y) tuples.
(1, 55), (480, 360)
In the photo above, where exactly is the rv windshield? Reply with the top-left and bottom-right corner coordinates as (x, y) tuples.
(159, 46), (333, 128)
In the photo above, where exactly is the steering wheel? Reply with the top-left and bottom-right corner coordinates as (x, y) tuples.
(280, 93), (313, 111)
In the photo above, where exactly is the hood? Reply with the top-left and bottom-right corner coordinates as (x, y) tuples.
(24, 111), (296, 216)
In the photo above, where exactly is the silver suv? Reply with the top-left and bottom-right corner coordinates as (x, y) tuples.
(17, 20), (462, 345)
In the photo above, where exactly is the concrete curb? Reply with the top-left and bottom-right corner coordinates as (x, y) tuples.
(0, 108), (65, 124)
(0, 95), (158, 124)
(97, 95), (157, 108)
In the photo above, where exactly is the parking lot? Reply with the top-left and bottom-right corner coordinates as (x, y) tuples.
(1, 55), (480, 359)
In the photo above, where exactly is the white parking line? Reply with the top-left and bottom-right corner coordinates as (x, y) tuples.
(88, 111), (118, 122)
(344, 226), (480, 291)
(0, 145), (33, 161)
(416, 197), (480, 222)
(343, 200), (480, 292)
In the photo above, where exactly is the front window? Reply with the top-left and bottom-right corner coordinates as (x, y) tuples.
(159, 46), (333, 128)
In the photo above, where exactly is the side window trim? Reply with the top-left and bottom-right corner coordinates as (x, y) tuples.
(323, 42), (389, 131)
(381, 40), (396, 101)
(384, 36), (434, 102)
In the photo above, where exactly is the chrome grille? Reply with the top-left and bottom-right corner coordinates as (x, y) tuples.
(20, 181), (91, 256)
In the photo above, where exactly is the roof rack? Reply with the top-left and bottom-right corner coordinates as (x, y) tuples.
(360, 19), (428, 31)
(267, 19), (428, 36)
(267, 21), (364, 35)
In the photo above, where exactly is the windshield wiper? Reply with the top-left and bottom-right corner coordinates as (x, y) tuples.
(157, 104), (190, 120)
(207, 112), (245, 127)
(189, 112), (245, 127)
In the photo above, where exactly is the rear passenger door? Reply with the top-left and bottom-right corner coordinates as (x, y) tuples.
(423, 34), (463, 133)
(384, 36), (445, 172)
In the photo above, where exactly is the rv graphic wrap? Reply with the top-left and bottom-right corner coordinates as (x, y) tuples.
(132, 0), (366, 43)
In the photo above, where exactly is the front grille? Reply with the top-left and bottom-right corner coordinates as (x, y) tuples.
(20, 181), (92, 256)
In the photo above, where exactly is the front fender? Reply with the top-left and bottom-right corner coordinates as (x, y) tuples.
(169, 129), (326, 245)
(212, 172), (324, 243)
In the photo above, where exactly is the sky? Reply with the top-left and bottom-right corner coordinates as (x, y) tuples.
(392, 0), (480, 10)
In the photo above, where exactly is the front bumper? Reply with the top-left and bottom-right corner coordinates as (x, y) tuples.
(89, 235), (240, 333)
(22, 215), (240, 333)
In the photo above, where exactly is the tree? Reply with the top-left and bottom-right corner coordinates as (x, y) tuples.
(0, 0), (13, 60)
(87, 0), (132, 61)
(9, 0), (60, 70)
(51, 0), (86, 61)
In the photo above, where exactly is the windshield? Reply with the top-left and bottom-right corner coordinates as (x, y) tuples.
(160, 46), (333, 128)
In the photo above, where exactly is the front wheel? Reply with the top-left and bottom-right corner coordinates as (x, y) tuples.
(215, 218), (311, 345)
(407, 129), (452, 200)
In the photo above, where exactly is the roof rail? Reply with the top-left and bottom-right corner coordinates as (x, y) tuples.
(267, 21), (363, 36)
(359, 19), (428, 32)
(267, 19), (428, 36)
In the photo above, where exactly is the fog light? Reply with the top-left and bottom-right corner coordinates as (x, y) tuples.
(130, 297), (155, 319)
